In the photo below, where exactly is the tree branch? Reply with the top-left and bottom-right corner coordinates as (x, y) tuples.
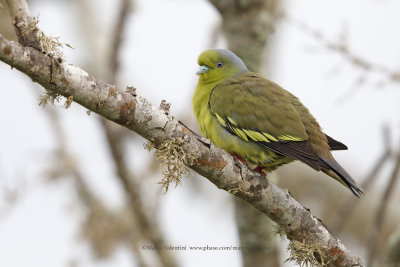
(0, 33), (363, 266)
(5, 0), (41, 50)
(287, 16), (400, 85)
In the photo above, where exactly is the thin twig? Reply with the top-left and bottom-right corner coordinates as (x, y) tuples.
(101, 0), (176, 266)
(332, 127), (391, 232)
(0, 177), (23, 222)
(43, 104), (148, 266)
(102, 120), (177, 267)
(367, 143), (400, 266)
(286, 16), (400, 86)
(108, 0), (131, 85)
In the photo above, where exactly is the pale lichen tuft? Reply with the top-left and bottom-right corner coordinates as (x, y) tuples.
(64, 95), (73, 109)
(285, 240), (329, 267)
(39, 89), (62, 107)
(143, 141), (155, 151)
(154, 137), (196, 192)
(272, 224), (286, 239)
(24, 14), (73, 59)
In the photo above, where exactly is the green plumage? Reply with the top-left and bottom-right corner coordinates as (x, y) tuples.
(193, 49), (363, 197)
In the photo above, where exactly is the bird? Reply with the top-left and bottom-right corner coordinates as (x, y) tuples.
(192, 49), (363, 197)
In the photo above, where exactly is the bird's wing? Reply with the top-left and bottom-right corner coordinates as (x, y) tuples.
(209, 72), (322, 170)
(325, 134), (348, 151)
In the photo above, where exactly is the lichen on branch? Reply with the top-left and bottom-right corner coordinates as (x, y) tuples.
(285, 240), (329, 267)
(148, 137), (197, 192)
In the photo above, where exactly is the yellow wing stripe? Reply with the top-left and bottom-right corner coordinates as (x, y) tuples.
(243, 129), (270, 142)
(215, 113), (227, 127)
(278, 134), (304, 141)
(214, 112), (304, 143)
(234, 127), (249, 141)
(242, 129), (258, 141)
(262, 132), (278, 142)
(227, 116), (238, 126)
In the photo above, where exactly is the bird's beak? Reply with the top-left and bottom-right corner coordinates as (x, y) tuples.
(196, 65), (210, 75)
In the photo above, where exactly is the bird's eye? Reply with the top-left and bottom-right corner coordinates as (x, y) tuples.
(216, 62), (223, 68)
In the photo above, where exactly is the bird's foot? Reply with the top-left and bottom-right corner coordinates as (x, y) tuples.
(233, 154), (266, 176)
(253, 166), (266, 177)
(233, 154), (248, 165)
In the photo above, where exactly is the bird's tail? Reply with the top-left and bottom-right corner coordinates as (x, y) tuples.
(319, 156), (363, 197)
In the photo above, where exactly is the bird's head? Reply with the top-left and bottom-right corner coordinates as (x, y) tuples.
(196, 49), (248, 83)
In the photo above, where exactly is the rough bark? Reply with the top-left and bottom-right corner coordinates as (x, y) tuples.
(0, 34), (363, 266)
(5, 0), (41, 50)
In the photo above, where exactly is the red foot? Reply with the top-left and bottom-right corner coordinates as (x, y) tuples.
(233, 154), (248, 165)
(253, 166), (266, 176)
(233, 154), (266, 176)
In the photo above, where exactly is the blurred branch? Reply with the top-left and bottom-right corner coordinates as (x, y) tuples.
(332, 126), (392, 232)
(367, 142), (400, 266)
(287, 16), (400, 85)
(108, 0), (131, 84)
(209, 0), (278, 71)
(209, 0), (281, 265)
(101, 120), (176, 267)
(361, 126), (393, 189)
(387, 226), (400, 266)
(0, 33), (363, 267)
(0, 0), (18, 41)
(0, 178), (23, 221)
(79, 0), (176, 265)
(42, 105), (147, 266)
(43, 106), (99, 209)
(235, 199), (280, 266)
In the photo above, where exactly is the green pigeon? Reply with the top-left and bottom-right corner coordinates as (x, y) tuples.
(192, 49), (363, 197)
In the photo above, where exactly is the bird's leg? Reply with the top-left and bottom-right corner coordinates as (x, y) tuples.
(253, 166), (266, 177)
(233, 154), (266, 176)
(233, 154), (248, 165)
